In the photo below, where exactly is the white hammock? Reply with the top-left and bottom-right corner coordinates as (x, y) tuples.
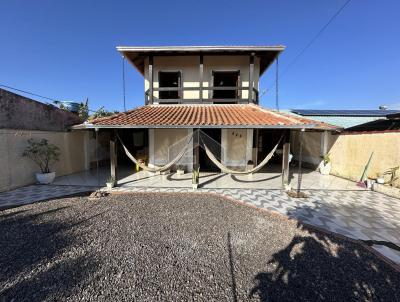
(202, 136), (283, 175)
(117, 134), (193, 173)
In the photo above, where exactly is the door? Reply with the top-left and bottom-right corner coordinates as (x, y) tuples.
(199, 129), (221, 172)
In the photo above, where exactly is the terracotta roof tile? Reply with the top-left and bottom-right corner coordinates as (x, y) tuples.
(88, 104), (337, 129)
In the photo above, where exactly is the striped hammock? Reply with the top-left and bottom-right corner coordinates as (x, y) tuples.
(117, 134), (193, 173)
(202, 135), (283, 175)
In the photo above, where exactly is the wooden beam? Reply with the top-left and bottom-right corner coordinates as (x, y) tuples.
(148, 56), (154, 104)
(110, 130), (118, 185)
(248, 54), (255, 102)
(199, 55), (203, 102)
(281, 130), (290, 187)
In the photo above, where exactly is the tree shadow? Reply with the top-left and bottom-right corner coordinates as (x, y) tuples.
(249, 201), (400, 301)
(0, 205), (101, 301)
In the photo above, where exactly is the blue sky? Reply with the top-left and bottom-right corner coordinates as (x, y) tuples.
(1, 0), (399, 111)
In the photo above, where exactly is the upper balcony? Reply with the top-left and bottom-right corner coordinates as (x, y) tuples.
(117, 46), (285, 105)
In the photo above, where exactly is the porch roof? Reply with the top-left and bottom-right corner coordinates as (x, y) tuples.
(72, 104), (338, 130)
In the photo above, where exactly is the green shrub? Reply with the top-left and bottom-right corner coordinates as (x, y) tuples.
(22, 139), (60, 173)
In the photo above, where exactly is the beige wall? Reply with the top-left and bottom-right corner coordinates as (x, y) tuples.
(144, 55), (260, 100)
(149, 128), (193, 171)
(222, 129), (253, 167)
(149, 128), (254, 171)
(328, 132), (400, 187)
(0, 129), (90, 192)
(291, 131), (324, 165)
(291, 130), (400, 188)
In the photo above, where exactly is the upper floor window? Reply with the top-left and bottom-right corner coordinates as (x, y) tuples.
(212, 70), (240, 100)
(159, 71), (181, 99)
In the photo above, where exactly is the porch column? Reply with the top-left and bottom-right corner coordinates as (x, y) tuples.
(281, 130), (290, 187)
(110, 129), (118, 185)
(321, 130), (329, 156)
(248, 53), (255, 102)
(199, 55), (203, 102)
(149, 55), (154, 104)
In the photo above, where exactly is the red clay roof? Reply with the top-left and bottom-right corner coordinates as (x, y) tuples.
(84, 104), (337, 129)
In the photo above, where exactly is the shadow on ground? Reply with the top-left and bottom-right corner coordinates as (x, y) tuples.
(0, 204), (100, 301)
(247, 200), (400, 301)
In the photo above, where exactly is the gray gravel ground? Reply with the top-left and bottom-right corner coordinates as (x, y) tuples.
(1, 192), (399, 302)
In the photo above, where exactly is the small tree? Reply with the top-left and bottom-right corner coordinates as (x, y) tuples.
(78, 98), (89, 120)
(88, 106), (119, 121)
(22, 139), (60, 173)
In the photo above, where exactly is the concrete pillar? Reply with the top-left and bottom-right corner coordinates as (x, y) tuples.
(187, 128), (194, 172)
(148, 129), (154, 168)
(221, 129), (227, 166)
(110, 130), (118, 185)
(321, 130), (329, 156)
(282, 131), (290, 187)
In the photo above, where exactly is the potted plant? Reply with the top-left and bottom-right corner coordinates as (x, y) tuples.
(318, 153), (331, 175)
(176, 165), (185, 175)
(106, 176), (116, 189)
(376, 172), (385, 184)
(22, 138), (60, 184)
(192, 165), (200, 189)
(384, 166), (399, 186)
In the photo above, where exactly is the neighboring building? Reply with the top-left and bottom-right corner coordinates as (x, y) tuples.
(345, 112), (400, 132)
(290, 110), (400, 188)
(289, 109), (400, 129)
(74, 46), (337, 185)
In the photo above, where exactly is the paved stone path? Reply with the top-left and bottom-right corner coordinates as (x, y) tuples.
(0, 185), (93, 210)
(112, 186), (400, 264)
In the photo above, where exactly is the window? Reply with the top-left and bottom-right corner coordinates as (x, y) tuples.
(212, 71), (240, 99)
(159, 71), (181, 99)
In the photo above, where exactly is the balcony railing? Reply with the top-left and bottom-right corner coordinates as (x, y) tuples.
(145, 86), (259, 104)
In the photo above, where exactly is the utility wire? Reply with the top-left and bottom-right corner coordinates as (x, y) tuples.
(275, 56), (279, 111)
(122, 56), (126, 111)
(0, 83), (98, 113)
(0, 83), (60, 103)
(267, 0), (352, 91)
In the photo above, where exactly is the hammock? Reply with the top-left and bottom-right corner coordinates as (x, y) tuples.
(117, 134), (193, 173)
(202, 135), (283, 175)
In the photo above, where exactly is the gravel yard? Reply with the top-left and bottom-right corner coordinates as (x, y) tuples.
(1, 193), (399, 301)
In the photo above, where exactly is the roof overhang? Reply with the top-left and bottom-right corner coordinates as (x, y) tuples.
(72, 124), (333, 130)
(117, 45), (285, 77)
(71, 104), (338, 132)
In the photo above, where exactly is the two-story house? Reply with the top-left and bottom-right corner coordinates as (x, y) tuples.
(74, 46), (335, 186)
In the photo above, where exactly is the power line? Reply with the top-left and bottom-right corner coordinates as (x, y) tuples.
(0, 83), (96, 112)
(0, 83), (60, 103)
(275, 56), (279, 111)
(267, 0), (352, 91)
(122, 56), (126, 111)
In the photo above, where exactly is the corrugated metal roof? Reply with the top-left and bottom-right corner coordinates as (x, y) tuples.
(344, 118), (400, 133)
(291, 109), (400, 117)
(296, 116), (383, 129)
